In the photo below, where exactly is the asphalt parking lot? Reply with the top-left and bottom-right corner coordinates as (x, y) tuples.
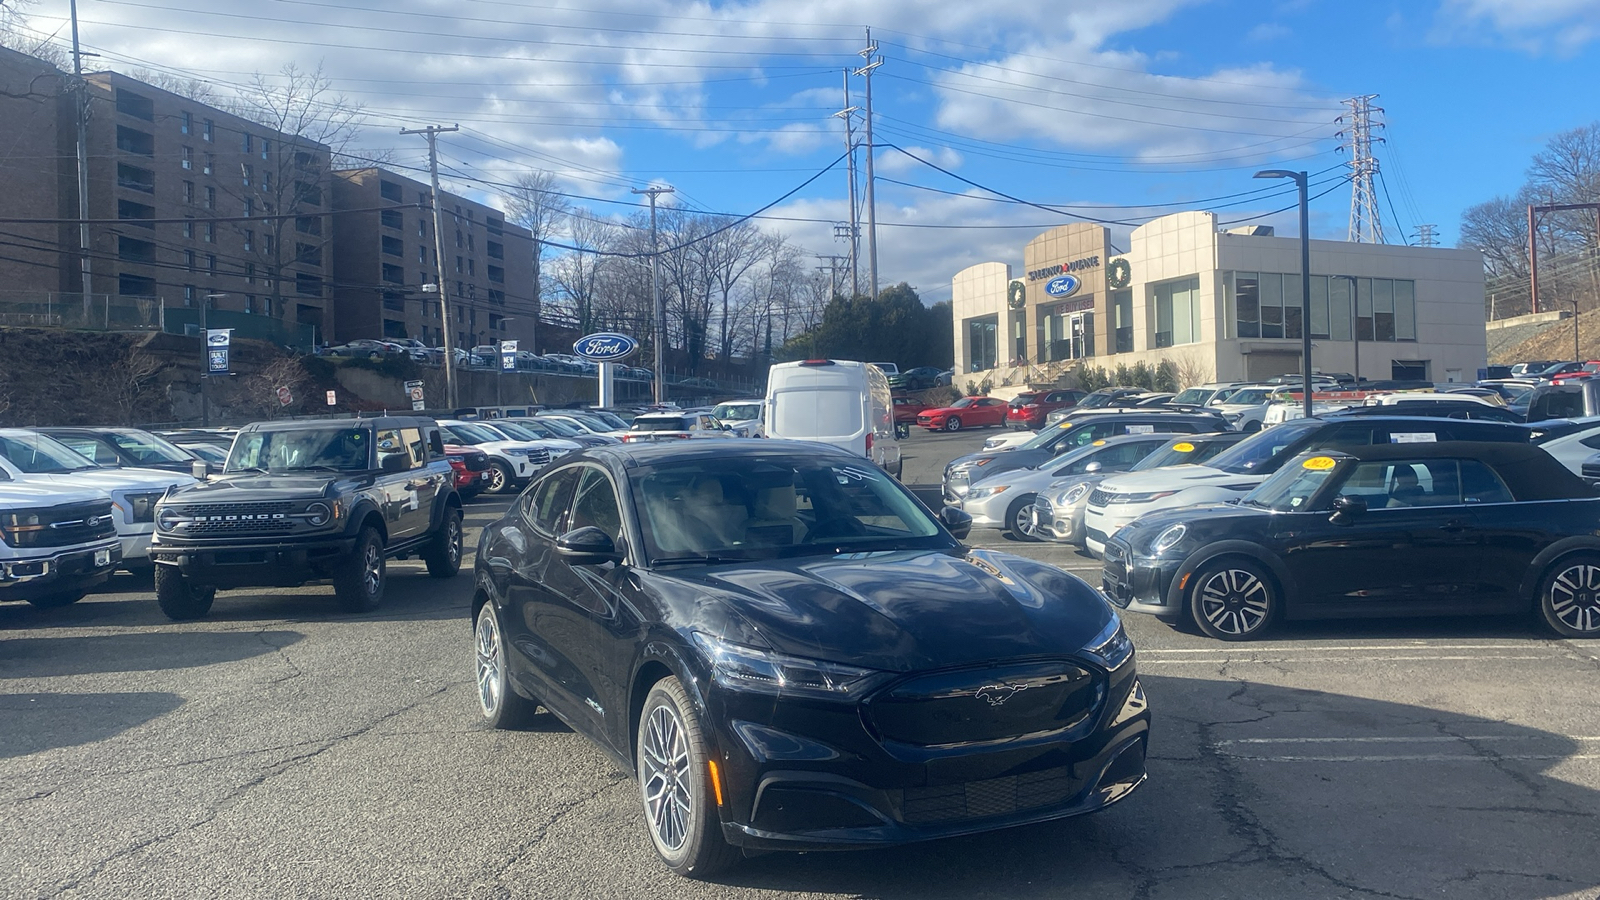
(3, 427), (1599, 899)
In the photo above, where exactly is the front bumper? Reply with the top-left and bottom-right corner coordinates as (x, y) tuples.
(956, 492), (1007, 527)
(1081, 506), (1139, 556)
(707, 663), (1150, 851)
(1099, 537), (1183, 618)
(1, 539), (121, 601)
(1030, 495), (1078, 542)
(149, 535), (359, 589)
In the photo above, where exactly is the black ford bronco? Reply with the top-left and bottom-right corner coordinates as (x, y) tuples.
(149, 416), (463, 619)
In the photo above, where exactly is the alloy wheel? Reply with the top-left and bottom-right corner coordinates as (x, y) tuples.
(363, 542), (382, 595)
(487, 464), (507, 492)
(1548, 564), (1600, 633)
(1197, 568), (1271, 636)
(446, 517), (462, 566)
(641, 705), (693, 852)
(945, 417), (962, 432)
(475, 609), (503, 715)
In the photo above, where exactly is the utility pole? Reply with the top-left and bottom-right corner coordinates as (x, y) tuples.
(400, 124), (460, 408)
(815, 255), (847, 299)
(832, 67), (860, 298)
(632, 185), (674, 404)
(69, 0), (93, 312)
(854, 29), (881, 299)
(1336, 95), (1386, 244)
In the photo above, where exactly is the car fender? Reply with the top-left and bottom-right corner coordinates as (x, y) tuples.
(345, 495), (387, 540)
(626, 632), (712, 761)
(1166, 539), (1300, 610)
(1518, 535), (1600, 600)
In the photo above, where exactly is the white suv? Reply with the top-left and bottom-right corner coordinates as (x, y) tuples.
(438, 420), (570, 495)
(0, 429), (195, 569)
(0, 478), (122, 608)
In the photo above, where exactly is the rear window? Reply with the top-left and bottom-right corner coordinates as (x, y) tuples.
(633, 417), (694, 432)
(772, 389), (863, 438)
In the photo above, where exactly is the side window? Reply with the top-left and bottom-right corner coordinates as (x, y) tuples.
(1103, 440), (1161, 467)
(1460, 460), (1514, 504)
(60, 437), (116, 465)
(400, 428), (425, 466)
(1578, 434), (1600, 451)
(527, 468), (579, 535)
(1322, 424), (1377, 449)
(567, 467), (623, 543)
(375, 429), (411, 472)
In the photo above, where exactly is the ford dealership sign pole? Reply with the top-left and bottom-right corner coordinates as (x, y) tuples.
(573, 332), (639, 408)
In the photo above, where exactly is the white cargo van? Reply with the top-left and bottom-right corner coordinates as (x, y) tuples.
(766, 359), (902, 478)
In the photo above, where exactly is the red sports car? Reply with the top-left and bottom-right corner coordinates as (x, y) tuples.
(916, 396), (1009, 432)
(893, 396), (928, 425)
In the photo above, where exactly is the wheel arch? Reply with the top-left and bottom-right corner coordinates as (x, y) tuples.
(627, 637), (707, 767)
(1166, 540), (1295, 614)
(347, 501), (388, 544)
(1519, 537), (1600, 602)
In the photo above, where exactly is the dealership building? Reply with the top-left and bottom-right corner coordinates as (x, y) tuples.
(950, 211), (1487, 388)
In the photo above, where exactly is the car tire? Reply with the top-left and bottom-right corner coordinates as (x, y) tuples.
(474, 601), (539, 728)
(422, 506), (464, 578)
(1006, 495), (1041, 542)
(944, 417), (963, 432)
(154, 565), (215, 620)
(25, 590), (86, 610)
(333, 527), (386, 612)
(1241, 420), (1262, 433)
(485, 460), (516, 495)
(637, 676), (740, 879)
(1536, 555), (1600, 638)
(1188, 558), (1279, 641)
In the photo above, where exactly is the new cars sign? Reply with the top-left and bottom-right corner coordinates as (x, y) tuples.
(499, 339), (517, 372)
(1044, 274), (1081, 298)
(206, 329), (232, 374)
(573, 332), (639, 362)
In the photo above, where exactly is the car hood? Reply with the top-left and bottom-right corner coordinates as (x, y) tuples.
(1116, 501), (1274, 545)
(0, 481), (113, 505)
(671, 549), (1114, 672)
(163, 473), (349, 503)
(971, 464), (1067, 493)
(920, 406), (967, 416)
(1097, 464), (1253, 494)
(18, 467), (194, 492)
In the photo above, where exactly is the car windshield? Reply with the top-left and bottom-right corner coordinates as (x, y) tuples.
(949, 398), (978, 408)
(1018, 418), (1090, 450)
(489, 421), (540, 441)
(1207, 419), (1323, 474)
(532, 417), (585, 437)
(226, 428), (371, 472)
(1171, 388), (1212, 405)
(713, 403), (762, 422)
(633, 417), (694, 432)
(1243, 456), (1345, 511)
(1076, 392), (1116, 408)
(1222, 388), (1271, 405)
(0, 432), (102, 473)
(106, 430), (193, 465)
(632, 455), (948, 561)
(442, 422), (502, 445)
(1132, 437), (1228, 470)
(509, 419), (561, 439)
(588, 411), (630, 430)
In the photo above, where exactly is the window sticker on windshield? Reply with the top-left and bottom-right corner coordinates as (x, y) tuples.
(1302, 456), (1337, 470)
(1125, 424), (1155, 434)
(1056, 421), (1073, 429)
(1172, 442), (1195, 453)
(1390, 432), (1438, 443)
(836, 466), (881, 483)
(1092, 439), (1106, 446)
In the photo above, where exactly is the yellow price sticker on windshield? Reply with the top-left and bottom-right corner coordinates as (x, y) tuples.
(1056, 421), (1072, 429)
(1302, 456), (1337, 470)
(1172, 442), (1195, 453)
(1092, 439), (1106, 446)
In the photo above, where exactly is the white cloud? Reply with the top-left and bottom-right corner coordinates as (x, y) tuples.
(1246, 22), (1292, 42)
(1433, 0), (1600, 53)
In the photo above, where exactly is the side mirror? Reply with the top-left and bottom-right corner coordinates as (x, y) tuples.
(1329, 494), (1367, 524)
(1083, 460), (1102, 474)
(556, 526), (622, 564)
(938, 506), (973, 540)
(192, 460), (210, 480)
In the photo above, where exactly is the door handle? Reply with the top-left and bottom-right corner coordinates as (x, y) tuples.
(1440, 520), (1469, 533)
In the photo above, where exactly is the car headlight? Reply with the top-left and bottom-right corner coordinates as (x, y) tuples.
(1149, 523), (1188, 555)
(304, 501), (333, 527)
(691, 633), (889, 699)
(965, 483), (1009, 500)
(1060, 482), (1091, 505)
(156, 506), (183, 532)
(1081, 615), (1134, 671)
(446, 455), (463, 463)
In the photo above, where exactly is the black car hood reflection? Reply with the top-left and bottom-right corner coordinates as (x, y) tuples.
(166, 473), (345, 502)
(662, 548), (1112, 672)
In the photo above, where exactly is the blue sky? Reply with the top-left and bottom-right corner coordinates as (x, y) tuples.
(16, 0), (1600, 302)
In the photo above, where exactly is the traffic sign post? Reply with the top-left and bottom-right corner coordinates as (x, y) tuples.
(405, 379), (425, 412)
(276, 386), (293, 407)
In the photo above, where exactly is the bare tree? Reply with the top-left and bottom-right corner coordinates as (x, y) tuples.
(547, 212), (618, 335)
(504, 171), (570, 329)
(1459, 193), (1533, 280)
(126, 68), (218, 104)
(0, 0), (68, 68)
(1529, 122), (1600, 250)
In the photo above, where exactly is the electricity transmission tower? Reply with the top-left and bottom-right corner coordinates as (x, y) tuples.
(1412, 224), (1438, 248)
(1337, 95), (1386, 244)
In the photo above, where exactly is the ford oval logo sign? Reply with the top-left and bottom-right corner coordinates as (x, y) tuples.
(1045, 275), (1080, 298)
(572, 332), (639, 362)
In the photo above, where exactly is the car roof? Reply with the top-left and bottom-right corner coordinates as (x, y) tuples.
(1311, 441), (1588, 501)
(577, 439), (854, 468)
(238, 416), (436, 432)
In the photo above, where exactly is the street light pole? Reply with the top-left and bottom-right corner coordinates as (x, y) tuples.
(1256, 169), (1313, 418)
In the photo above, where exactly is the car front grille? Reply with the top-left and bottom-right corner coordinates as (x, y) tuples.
(865, 661), (1103, 749)
(894, 765), (1076, 825)
(165, 501), (300, 537)
(461, 453), (489, 472)
(1, 501), (118, 548)
(524, 448), (552, 466)
(1085, 526), (1108, 547)
(1087, 488), (1111, 507)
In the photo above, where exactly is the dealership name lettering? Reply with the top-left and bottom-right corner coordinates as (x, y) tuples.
(1028, 255), (1101, 282)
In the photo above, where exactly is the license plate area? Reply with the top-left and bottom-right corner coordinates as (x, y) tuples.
(94, 549), (112, 567)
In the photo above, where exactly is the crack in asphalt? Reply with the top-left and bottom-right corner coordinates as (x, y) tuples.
(466, 771), (631, 897)
(257, 626), (304, 685)
(36, 683), (453, 900)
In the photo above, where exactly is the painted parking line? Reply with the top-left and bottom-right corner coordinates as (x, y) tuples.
(1214, 735), (1600, 762)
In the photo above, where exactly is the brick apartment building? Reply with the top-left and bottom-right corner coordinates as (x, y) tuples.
(330, 168), (535, 349)
(0, 46), (335, 344)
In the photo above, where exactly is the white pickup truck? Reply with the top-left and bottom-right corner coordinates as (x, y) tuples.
(0, 478), (122, 608)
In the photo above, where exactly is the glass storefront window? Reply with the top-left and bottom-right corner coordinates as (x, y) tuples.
(1394, 280), (1416, 340)
(1154, 276), (1201, 348)
(1309, 276), (1329, 339)
(1260, 273), (1283, 339)
(1330, 276), (1353, 341)
(1231, 271), (1414, 343)
(1113, 290), (1134, 353)
(967, 315), (998, 371)
(1373, 278), (1396, 342)
(1284, 275), (1303, 340)
(1236, 273), (1260, 338)
(1356, 278), (1374, 341)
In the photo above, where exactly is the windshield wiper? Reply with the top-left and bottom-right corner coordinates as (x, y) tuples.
(650, 554), (747, 566)
(227, 466), (271, 475)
